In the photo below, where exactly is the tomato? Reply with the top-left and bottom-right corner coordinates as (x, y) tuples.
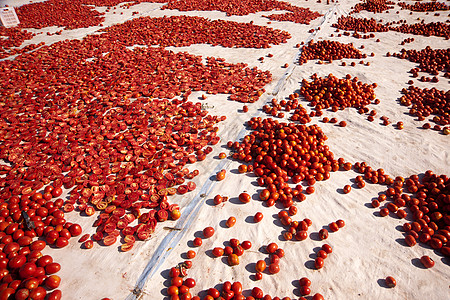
(167, 285), (179, 296)
(318, 229), (329, 240)
(48, 290), (62, 300)
(202, 227), (214, 238)
(186, 250), (195, 259)
(208, 288), (220, 298)
(226, 217), (236, 228)
(385, 276), (396, 288)
(254, 212), (263, 223)
(193, 237), (202, 247)
(329, 222), (339, 232)
(0, 288), (15, 300)
(300, 286), (311, 296)
(322, 244), (332, 254)
(171, 277), (183, 287)
(30, 240), (46, 251)
(420, 256), (435, 268)
(251, 287), (264, 299)
(232, 282), (242, 295)
(312, 293), (324, 300)
(3, 242), (20, 254)
(212, 247), (224, 257)
(19, 262), (37, 279)
(255, 272), (263, 281)
(55, 237), (69, 248)
(315, 257), (324, 269)
(184, 278), (195, 288)
(45, 275), (61, 289)
(238, 193), (251, 203)
(68, 224), (82, 236)
(45, 262), (61, 274)
(299, 277), (311, 287)
(51, 187), (63, 198)
(8, 254), (26, 269)
(266, 242), (278, 254)
(241, 241), (251, 250)
(29, 286), (46, 300)
(268, 263), (280, 274)
(295, 231), (308, 241)
(14, 288), (30, 300)
(24, 277), (40, 290)
(227, 254), (239, 266)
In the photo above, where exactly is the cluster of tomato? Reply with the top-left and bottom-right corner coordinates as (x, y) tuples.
(350, 0), (394, 14)
(298, 40), (364, 65)
(0, 27), (37, 59)
(162, 0), (320, 20)
(372, 171), (450, 258)
(16, 0), (105, 30)
(100, 15), (291, 49)
(398, 1), (449, 12)
(399, 86), (450, 134)
(0, 187), (83, 299)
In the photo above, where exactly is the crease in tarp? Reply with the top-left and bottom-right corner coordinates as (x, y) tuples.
(126, 5), (339, 299)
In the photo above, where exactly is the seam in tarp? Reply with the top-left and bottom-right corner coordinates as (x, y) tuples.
(126, 4), (339, 299)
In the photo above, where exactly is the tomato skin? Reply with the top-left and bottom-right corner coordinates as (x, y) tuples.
(8, 254), (26, 269)
(69, 224), (82, 236)
(37, 255), (53, 268)
(48, 290), (62, 300)
(19, 262), (37, 279)
(420, 256), (435, 268)
(45, 275), (61, 289)
(29, 286), (46, 300)
(14, 288), (30, 300)
(0, 287), (15, 300)
(45, 262), (61, 274)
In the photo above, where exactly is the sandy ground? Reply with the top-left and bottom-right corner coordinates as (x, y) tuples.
(1, 0), (449, 299)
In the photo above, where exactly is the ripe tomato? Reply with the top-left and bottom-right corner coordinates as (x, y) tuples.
(268, 263), (280, 274)
(19, 262), (37, 279)
(226, 217), (236, 228)
(238, 193), (251, 203)
(212, 247), (224, 257)
(420, 256), (435, 268)
(203, 227), (214, 238)
(69, 224), (82, 236)
(314, 257), (324, 269)
(45, 262), (61, 274)
(254, 212), (263, 222)
(266, 242), (278, 254)
(227, 254), (239, 266)
(45, 275), (61, 289)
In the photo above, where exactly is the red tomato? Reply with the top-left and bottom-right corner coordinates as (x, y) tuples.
(45, 275), (61, 289)
(45, 262), (61, 274)
(29, 286), (46, 300)
(48, 290), (62, 300)
(19, 262), (37, 279)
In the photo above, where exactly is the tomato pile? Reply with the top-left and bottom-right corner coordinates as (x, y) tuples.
(162, 0), (321, 22)
(370, 171), (450, 258)
(80, 0), (165, 6)
(0, 27), (39, 59)
(333, 16), (450, 39)
(263, 8), (322, 25)
(16, 0), (105, 30)
(333, 16), (389, 33)
(299, 74), (377, 113)
(350, 0), (394, 14)
(392, 47), (449, 78)
(390, 22), (450, 39)
(100, 15), (291, 49)
(398, 1), (449, 12)
(399, 86), (449, 134)
(298, 40), (364, 65)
